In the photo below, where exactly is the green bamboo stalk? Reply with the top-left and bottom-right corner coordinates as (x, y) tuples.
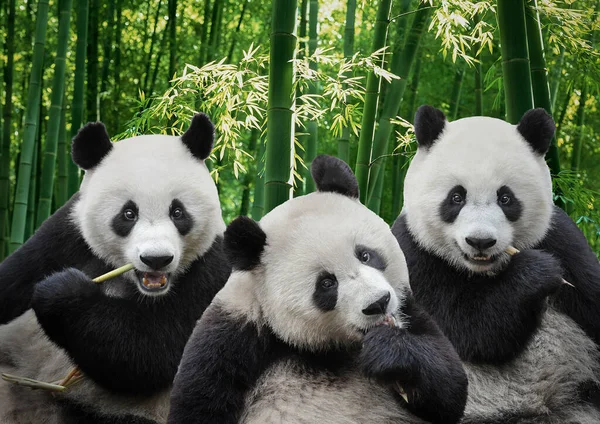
(302, 0), (319, 195)
(86, 0), (99, 122)
(99, 0), (116, 118)
(239, 128), (259, 216)
(168, 0), (177, 79)
(555, 80), (573, 140)
(198, 0), (212, 66)
(474, 14), (483, 115)
(149, 18), (170, 96)
(366, 2), (431, 208)
(9, 0), (50, 253)
(354, 0), (392, 203)
(55, 92), (68, 209)
(549, 46), (564, 112)
(227, 0), (249, 62)
(570, 82), (587, 172)
(251, 136), (266, 220)
(449, 66), (465, 120)
(264, 0), (297, 214)
(25, 141), (39, 240)
(337, 0), (357, 164)
(36, 0), (72, 227)
(142, 0), (163, 93)
(207, 0), (222, 62)
(497, 0), (534, 124)
(0, 0), (16, 258)
(68, 0), (89, 197)
(113, 1), (123, 130)
(525, 0), (560, 177)
(293, 0), (308, 198)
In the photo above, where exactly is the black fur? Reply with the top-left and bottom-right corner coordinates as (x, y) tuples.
(180, 113), (214, 160)
(170, 199), (194, 236)
(111, 200), (138, 237)
(392, 215), (563, 363)
(0, 195), (91, 324)
(59, 400), (159, 424)
(414, 105), (447, 149)
(355, 245), (387, 271)
(224, 216), (266, 270)
(538, 206), (600, 347)
(497, 185), (522, 222)
(516, 108), (556, 155)
(360, 291), (468, 424)
(168, 304), (284, 424)
(30, 236), (229, 394)
(311, 154), (359, 198)
(71, 122), (113, 170)
(312, 272), (338, 311)
(439, 185), (466, 224)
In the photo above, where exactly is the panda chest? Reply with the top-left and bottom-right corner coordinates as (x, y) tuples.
(240, 357), (425, 424)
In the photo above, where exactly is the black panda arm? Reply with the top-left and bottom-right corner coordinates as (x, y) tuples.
(539, 206), (600, 346)
(360, 292), (468, 424)
(168, 303), (280, 424)
(0, 195), (90, 324)
(31, 268), (194, 394)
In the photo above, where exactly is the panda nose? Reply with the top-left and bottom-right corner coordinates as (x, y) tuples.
(362, 292), (391, 316)
(465, 237), (497, 250)
(140, 255), (174, 270)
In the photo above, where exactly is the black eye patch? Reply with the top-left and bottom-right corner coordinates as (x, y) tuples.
(313, 272), (338, 312)
(439, 185), (467, 223)
(170, 199), (194, 236)
(355, 245), (386, 271)
(112, 200), (138, 237)
(497, 186), (522, 222)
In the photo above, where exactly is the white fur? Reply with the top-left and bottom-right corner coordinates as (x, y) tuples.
(73, 134), (225, 296)
(403, 116), (553, 273)
(218, 191), (409, 351)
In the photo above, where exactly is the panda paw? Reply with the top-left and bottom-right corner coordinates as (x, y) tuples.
(32, 268), (99, 314)
(505, 249), (563, 296)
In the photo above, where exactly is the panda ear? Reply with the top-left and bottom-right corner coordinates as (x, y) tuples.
(516, 108), (556, 155)
(224, 216), (267, 271)
(414, 105), (447, 149)
(181, 113), (215, 160)
(71, 122), (113, 170)
(310, 155), (359, 198)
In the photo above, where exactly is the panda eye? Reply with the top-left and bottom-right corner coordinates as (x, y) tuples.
(320, 277), (337, 290)
(171, 207), (184, 219)
(360, 251), (370, 263)
(499, 194), (512, 205)
(123, 209), (137, 221)
(452, 193), (464, 204)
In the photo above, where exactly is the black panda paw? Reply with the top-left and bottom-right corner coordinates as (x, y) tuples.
(359, 323), (419, 384)
(32, 268), (99, 315)
(505, 249), (563, 297)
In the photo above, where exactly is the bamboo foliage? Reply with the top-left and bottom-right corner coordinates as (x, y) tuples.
(337, 0), (357, 164)
(264, 0), (297, 214)
(497, 0), (534, 124)
(354, 0), (392, 203)
(36, 0), (73, 227)
(99, 0), (116, 118)
(9, 0), (50, 253)
(474, 13), (483, 115)
(0, 0), (16, 258)
(68, 0), (89, 197)
(302, 0), (319, 195)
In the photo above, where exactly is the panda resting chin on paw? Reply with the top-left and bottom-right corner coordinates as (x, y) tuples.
(168, 155), (468, 424)
(393, 105), (600, 422)
(0, 114), (231, 423)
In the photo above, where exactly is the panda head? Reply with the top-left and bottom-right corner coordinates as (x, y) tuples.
(221, 155), (410, 350)
(403, 105), (555, 274)
(71, 114), (225, 296)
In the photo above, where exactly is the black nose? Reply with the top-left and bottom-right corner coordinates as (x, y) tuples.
(362, 292), (391, 316)
(465, 237), (496, 250)
(140, 255), (174, 270)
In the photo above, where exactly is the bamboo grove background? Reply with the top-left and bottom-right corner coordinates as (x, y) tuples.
(0, 0), (599, 261)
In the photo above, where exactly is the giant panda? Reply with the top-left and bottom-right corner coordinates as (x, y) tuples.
(0, 114), (231, 423)
(392, 105), (600, 422)
(168, 155), (469, 424)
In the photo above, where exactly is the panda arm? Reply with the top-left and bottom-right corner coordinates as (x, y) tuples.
(540, 206), (600, 345)
(0, 196), (88, 324)
(360, 292), (468, 424)
(168, 303), (278, 424)
(31, 268), (190, 394)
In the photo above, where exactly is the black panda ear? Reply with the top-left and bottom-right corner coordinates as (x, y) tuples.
(224, 216), (267, 271)
(516, 108), (556, 155)
(181, 113), (215, 160)
(310, 155), (359, 198)
(414, 105), (447, 149)
(71, 122), (113, 170)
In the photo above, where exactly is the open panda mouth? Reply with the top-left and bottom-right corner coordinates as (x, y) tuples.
(463, 253), (498, 265)
(135, 271), (170, 294)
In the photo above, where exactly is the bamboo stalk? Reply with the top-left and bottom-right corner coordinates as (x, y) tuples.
(92, 263), (134, 283)
(337, 0), (357, 164)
